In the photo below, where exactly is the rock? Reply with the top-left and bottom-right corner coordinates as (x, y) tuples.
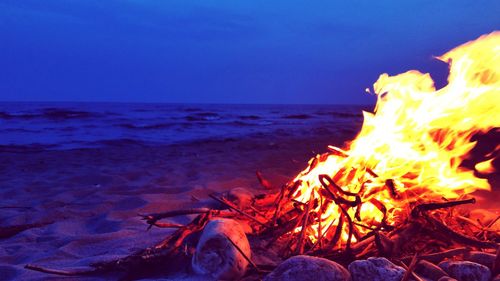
(348, 257), (405, 281)
(192, 219), (251, 280)
(465, 251), (496, 269)
(439, 261), (491, 281)
(264, 255), (351, 281)
(226, 187), (254, 209)
(415, 260), (449, 280)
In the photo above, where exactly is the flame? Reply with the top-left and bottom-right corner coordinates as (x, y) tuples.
(291, 32), (500, 247)
(475, 159), (496, 174)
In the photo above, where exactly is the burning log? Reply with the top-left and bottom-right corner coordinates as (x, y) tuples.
(411, 198), (476, 218)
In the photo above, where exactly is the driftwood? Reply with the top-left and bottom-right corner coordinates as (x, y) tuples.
(400, 253), (420, 281)
(192, 219), (251, 280)
(25, 264), (97, 276)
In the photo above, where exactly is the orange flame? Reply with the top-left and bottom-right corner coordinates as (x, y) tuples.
(291, 32), (500, 247)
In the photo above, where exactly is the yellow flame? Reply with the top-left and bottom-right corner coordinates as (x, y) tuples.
(291, 32), (500, 246)
(475, 159), (495, 174)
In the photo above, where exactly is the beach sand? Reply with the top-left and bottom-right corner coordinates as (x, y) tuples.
(0, 128), (357, 280)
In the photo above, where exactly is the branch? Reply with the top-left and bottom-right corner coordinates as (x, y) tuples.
(411, 198), (476, 217)
(25, 264), (96, 276)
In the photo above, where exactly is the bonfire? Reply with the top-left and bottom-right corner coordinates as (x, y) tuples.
(26, 32), (499, 280)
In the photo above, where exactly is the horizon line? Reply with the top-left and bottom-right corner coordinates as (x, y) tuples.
(0, 100), (376, 107)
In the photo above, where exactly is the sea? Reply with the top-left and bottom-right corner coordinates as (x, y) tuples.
(0, 102), (369, 150)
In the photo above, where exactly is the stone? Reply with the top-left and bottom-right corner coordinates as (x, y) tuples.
(415, 260), (449, 280)
(192, 219), (251, 280)
(348, 257), (405, 281)
(226, 187), (254, 209)
(264, 255), (351, 281)
(439, 261), (491, 281)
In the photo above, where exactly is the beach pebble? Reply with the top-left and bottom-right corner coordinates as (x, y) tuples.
(226, 187), (254, 209)
(264, 255), (351, 281)
(415, 260), (449, 280)
(465, 251), (496, 268)
(348, 257), (405, 281)
(192, 219), (251, 280)
(439, 261), (491, 281)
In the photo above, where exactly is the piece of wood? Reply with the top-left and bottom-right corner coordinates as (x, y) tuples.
(139, 208), (211, 229)
(426, 216), (498, 249)
(401, 253), (419, 281)
(256, 171), (273, 189)
(209, 194), (268, 227)
(25, 264), (96, 276)
(404, 247), (471, 264)
(225, 234), (260, 273)
(411, 198), (476, 217)
(296, 193), (314, 254)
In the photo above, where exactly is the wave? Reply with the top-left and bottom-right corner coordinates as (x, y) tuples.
(0, 111), (39, 120)
(91, 139), (148, 147)
(3, 128), (40, 133)
(117, 123), (174, 130)
(0, 108), (98, 120)
(282, 114), (313, 119)
(182, 107), (203, 112)
(0, 103), (367, 150)
(238, 115), (261, 120)
(185, 112), (221, 121)
(0, 143), (58, 153)
(229, 121), (259, 126)
(41, 108), (98, 119)
(316, 111), (362, 118)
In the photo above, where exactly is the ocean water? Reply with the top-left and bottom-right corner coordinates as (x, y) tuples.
(0, 102), (369, 150)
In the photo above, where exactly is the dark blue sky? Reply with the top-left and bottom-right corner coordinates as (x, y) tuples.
(0, 1), (499, 104)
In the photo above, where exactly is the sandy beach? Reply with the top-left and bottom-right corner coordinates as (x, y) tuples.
(0, 125), (360, 280)
(0, 102), (497, 280)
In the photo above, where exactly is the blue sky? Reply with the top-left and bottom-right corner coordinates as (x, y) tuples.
(0, 1), (499, 104)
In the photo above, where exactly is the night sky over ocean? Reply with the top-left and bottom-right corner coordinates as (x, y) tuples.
(1, 1), (499, 104)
